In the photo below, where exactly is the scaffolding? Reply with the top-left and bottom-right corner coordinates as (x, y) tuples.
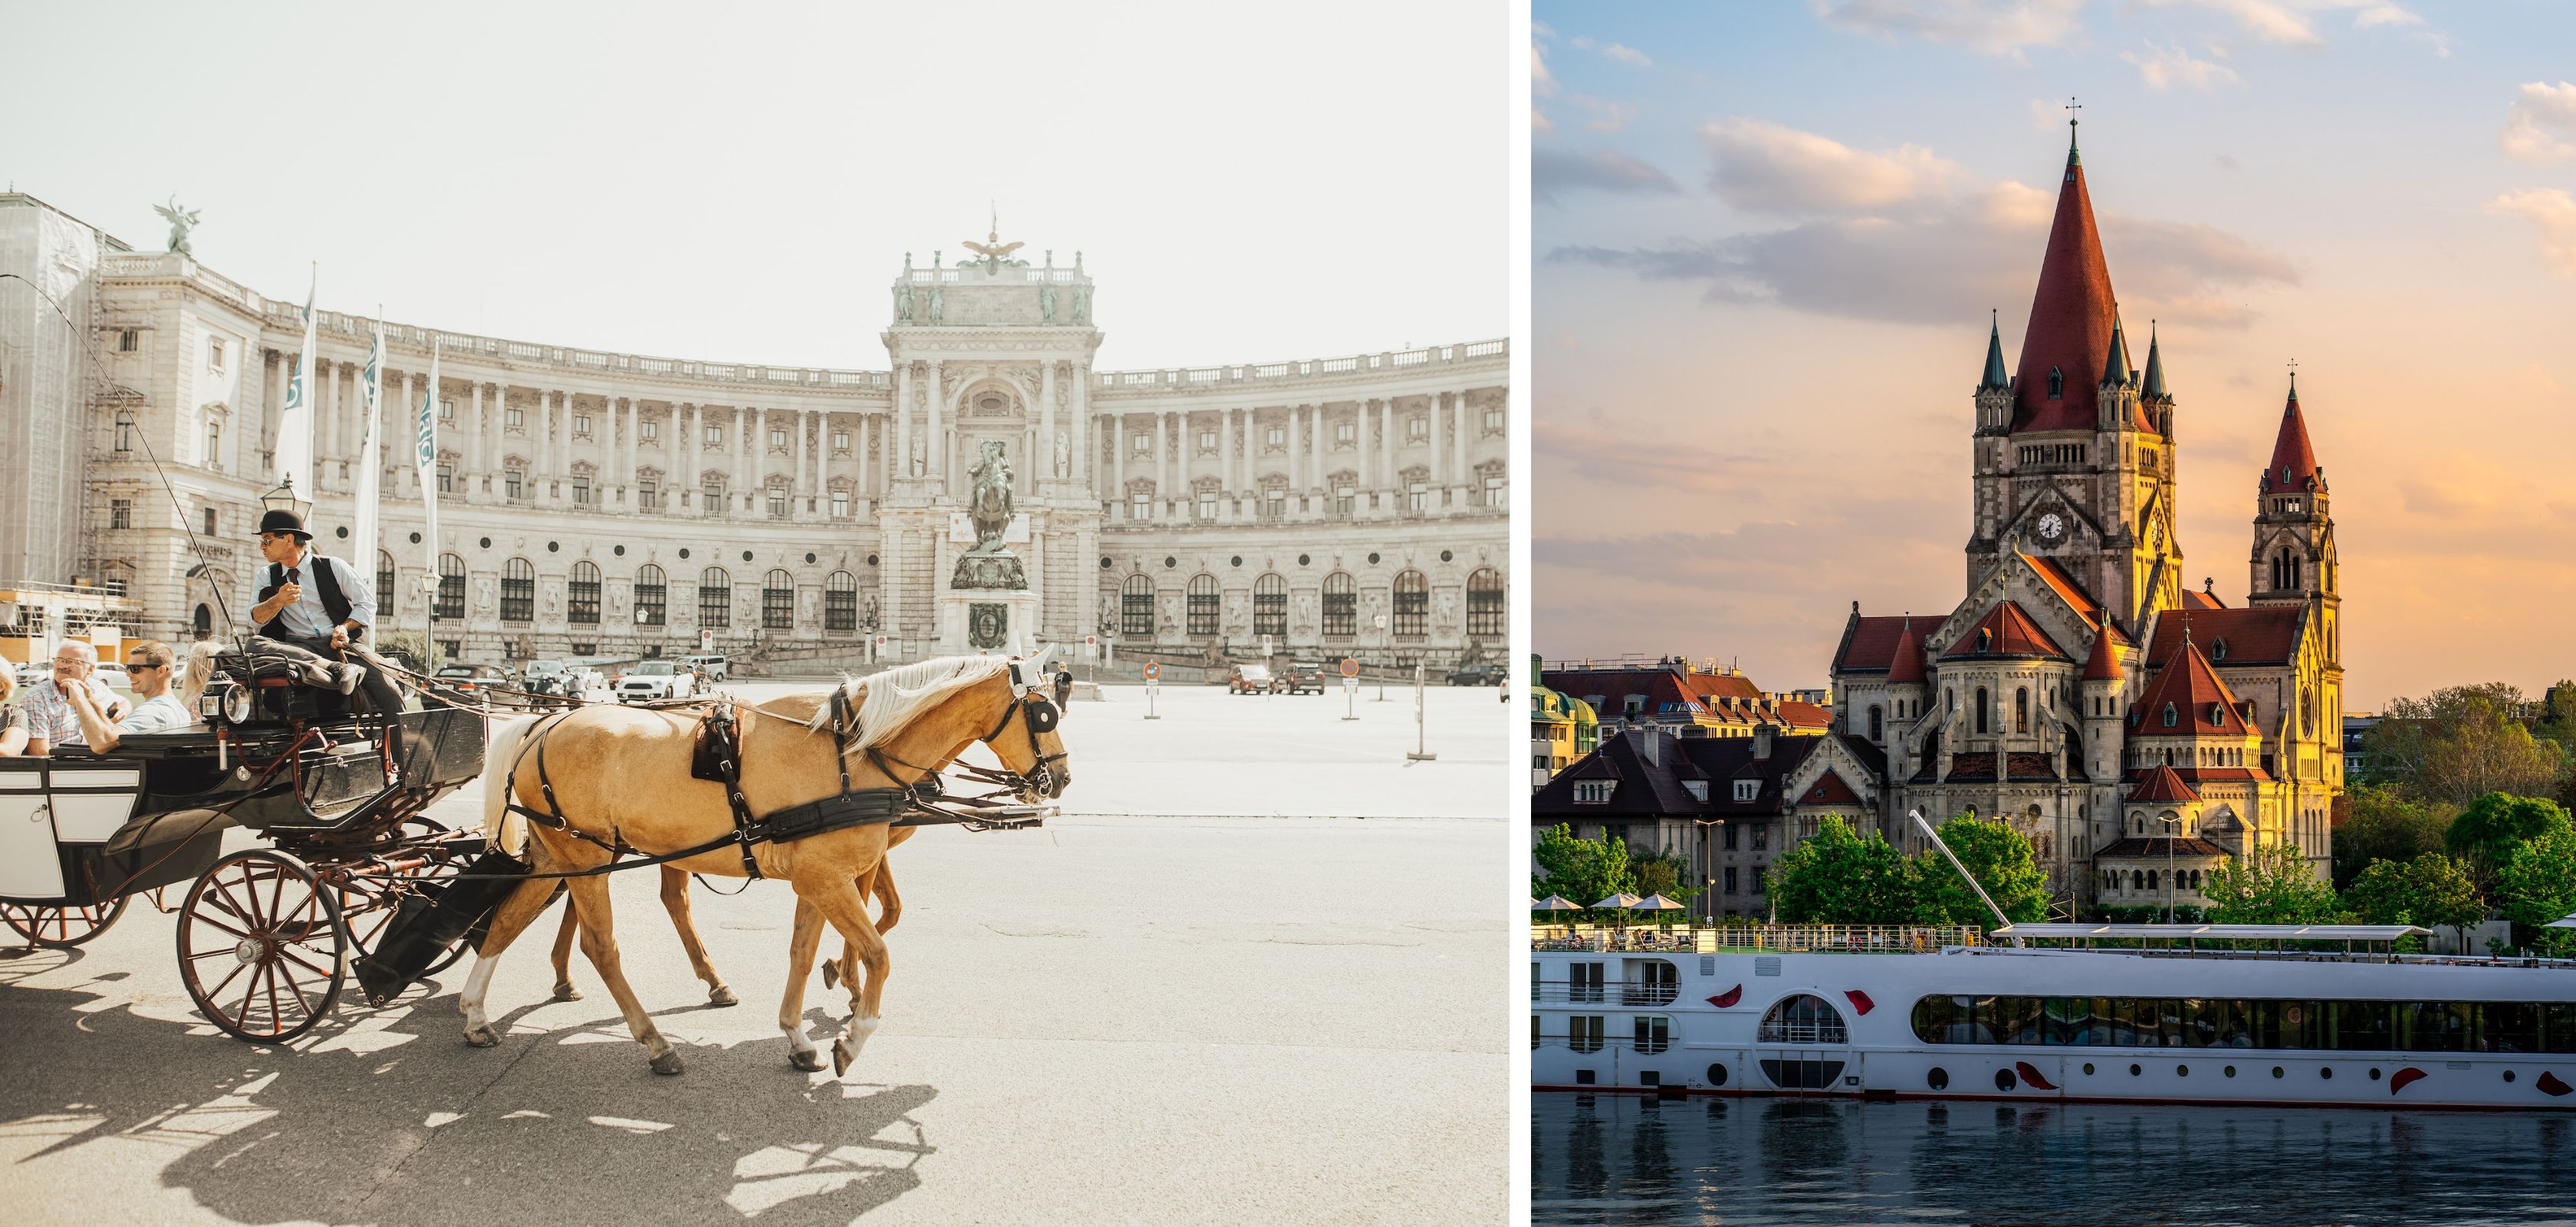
(0, 193), (123, 589)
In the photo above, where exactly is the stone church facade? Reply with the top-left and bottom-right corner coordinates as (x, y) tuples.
(4, 192), (1506, 670)
(1825, 132), (2344, 906)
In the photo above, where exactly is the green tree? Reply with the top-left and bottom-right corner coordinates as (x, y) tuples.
(2365, 685), (2568, 807)
(1763, 815), (1919, 925)
(1630, 850), (1703, 906)
(2495, 826), (2576, 955)
(2330, 784), (2456, 889)
(2343, 853), (2486, 948)
(2444, 792), (2574, 885)
(2201, 844), (2341, 924)
(1909, 814), (2050, 926)
(1531, 824), (1636, 916)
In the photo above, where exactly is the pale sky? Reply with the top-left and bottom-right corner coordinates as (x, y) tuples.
(1, 1), (1505, 372)
(1533, 1), (2576, 709)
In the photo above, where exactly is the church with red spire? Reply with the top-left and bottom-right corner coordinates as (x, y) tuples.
(1815, 124), (2345, 912)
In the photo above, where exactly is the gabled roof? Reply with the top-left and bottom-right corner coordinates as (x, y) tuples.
(2096, 836), (2229, 859)
(1799, 771), (1866, 807)
(1776, 699), (1834, 731)
(2010, 129), (2158, 437)
(2127, 763), (2202, 804)
(2180, 586), (2226, 610)
(2147, 607), (2302, 669)
(2131, 636), (2254, 737)
(2260, 376), (2322, 495)
(2020, 554), (2107, 632)
(1940, 601), (2070, 661)
(1528, 729), (1830, 821)
(1834, 615), (1919, 675)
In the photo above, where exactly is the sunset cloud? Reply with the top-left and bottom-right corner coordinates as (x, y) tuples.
(1698, 118), (1964, 214)
(1533, 148), (1681, 206)
(1809, 0), (2084, 61)
(2487, 188), (2576, 275)
(2122, 41), (2240, 90)
(2500, 82), (2576, 166)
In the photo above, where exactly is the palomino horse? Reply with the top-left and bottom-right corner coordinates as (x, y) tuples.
(538, 854), (907, 1003)
(461, 656), (1068, 1075)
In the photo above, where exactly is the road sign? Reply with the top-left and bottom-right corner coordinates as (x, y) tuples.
(1261, 633), (1273, 656)
(1142, 661), (1161, 682)
(1341, 673), (1358, 720)
(1339, 657), (1359, 679)
(699, 629), (715, 653)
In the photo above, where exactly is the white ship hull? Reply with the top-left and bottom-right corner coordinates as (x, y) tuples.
(1532, 942), (2576, 1110)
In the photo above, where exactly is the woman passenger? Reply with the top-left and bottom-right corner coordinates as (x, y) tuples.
(0, 668), (27, 755)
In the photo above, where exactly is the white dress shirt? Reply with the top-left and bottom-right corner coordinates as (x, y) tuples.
(253, 546), (376, 639)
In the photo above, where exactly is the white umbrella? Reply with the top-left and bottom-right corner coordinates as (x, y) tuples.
(2545, 913), (2576, 929)
(1592, 893), (1641, 910)
(1635, 893), (1689, 930)
(1532, 895), (1579, 912)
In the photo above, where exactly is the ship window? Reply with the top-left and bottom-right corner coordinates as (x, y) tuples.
(1758, 993), (1848, 1045)
(1908, 995), (2576, 1054)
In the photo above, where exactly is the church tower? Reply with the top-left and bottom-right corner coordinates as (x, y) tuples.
(1966, 122), (2180, 630)
(2247, 373), (2335, 614)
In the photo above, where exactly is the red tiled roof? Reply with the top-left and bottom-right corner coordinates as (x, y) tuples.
(2082, 627), (2122, 681)
(2180, 587), (2226, 610)
(2022, 554), (2104, 630)
(1776, 699), (1833, 730)
(1887, 618), (1927, 685)
(2147, 607), (2302, 669)
(2127, 763), (2201, 804)
(2261, 381), (2321, 495)
(1689, 672), (1766, 702)
(1940, 601), (2070, 661)
(2131, 638), (2253, 736)
(1799, 771), (1865, 806)
(1942, 752), (2072, 783)
(2098, 836), (2229, 859)
(1835, 615), (1916, 673)
(2010, 139), (2157, 437)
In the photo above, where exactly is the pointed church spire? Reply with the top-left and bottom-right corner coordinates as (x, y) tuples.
(2141, 320), (2167, 400)
(1981, 309), (2009, 390)
(2011, 124), (2123, 433)
(2260, 372), (2321, 495)
(2100, 309), (2131, 387)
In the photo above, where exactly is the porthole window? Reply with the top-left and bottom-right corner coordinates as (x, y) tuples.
(479, 537), (492, 549)
(2129, 1064), (2142, 1077)
(1927, 1067), (1949, 1090)
(1297, 554), (1311, 566)
(1756, 994), (1849, 1044)
(2177, 1064), (2190, 1077)
(1165, 556), (1177, 568)
(741, 550), (754, 562)
(2224, 1066), (2236, 1078)
(2082, 1063), (2095, 1076)
(547, 541), (560, 553)
(2506, 1071), (2518, 1084)
(408, 531), (422, 544)
(2272, 1067), (2285, 1079)
(1440, 549), (1453, 562)
(805, 552), (817, 564)
(336, 526), (349, 538)
(1707, 1063), (1729, 1087)
(1994, 1067), (2017, 1092)
(678, 548), (691, 559)
(613, 544), (626, 556)
(1367, 551), (1381, 564)
(2321, 1067), (2334, 1079)
(1230, 555), (1242, 567)
(1101, 557), (1113, 569)
(2369, 1067), (2382, 1081)
(867, 554), (878, 566)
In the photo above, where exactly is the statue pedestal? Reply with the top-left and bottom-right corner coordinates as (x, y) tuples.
(939, 587), (1037, 658)
(951, 551), (1027, 590)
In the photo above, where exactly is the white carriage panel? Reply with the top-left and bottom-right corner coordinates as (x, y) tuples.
(48, 770), (141, 843)
(0, 791), (67, 900)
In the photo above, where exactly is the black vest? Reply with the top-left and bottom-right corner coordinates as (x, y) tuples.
(258, 553), (356, 642)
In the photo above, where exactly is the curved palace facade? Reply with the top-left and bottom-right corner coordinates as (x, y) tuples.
(8, 195), (1506, 670)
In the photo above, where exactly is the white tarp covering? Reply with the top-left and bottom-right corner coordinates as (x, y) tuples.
(1993, 923), (2431, 941)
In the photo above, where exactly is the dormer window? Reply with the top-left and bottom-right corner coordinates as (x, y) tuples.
(2048, 367), (2063, 398)
(1684, 781), (1708, 802)
(2210, 637), (2227, 662)
(2162, 702), (2178, 728)
(1733, 779), (1759, 802)
(1574, 781), (1615, 804)
(2209, 702), (2226, 725)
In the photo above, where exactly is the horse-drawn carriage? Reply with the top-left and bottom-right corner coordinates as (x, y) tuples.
(1, 648), (489, 1042)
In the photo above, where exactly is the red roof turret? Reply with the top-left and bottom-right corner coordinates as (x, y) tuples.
(1887, 618), (1927, 685)
(1939, 601), (2070, 661)
(2082, 627), (2121, 681)
(2131, 630), (2253, 737)
(2127, 763), (2202, 804)
(2260, 373), (2321, 495)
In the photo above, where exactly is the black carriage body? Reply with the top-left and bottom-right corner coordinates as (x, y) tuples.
(0, 708), (487, 910)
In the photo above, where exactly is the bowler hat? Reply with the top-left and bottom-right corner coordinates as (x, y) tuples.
(257, 509), (312, 540)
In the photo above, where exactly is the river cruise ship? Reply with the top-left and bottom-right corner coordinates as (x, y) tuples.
(1531, 923), (2576, 1110)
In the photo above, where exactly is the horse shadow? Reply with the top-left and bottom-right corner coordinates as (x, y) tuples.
(0, 965), (937, 1225)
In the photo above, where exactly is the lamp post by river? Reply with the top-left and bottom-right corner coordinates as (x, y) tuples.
(2156, 812), (2182, 923)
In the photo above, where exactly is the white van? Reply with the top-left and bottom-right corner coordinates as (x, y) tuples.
(682, 653), (728, 683)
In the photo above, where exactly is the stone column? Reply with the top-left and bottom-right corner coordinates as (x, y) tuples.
(1454, 387), (1471, 489)
(790, 408), (806, 516)
(1112, 413), (1125, 515)
(926, 361), (945, 491)
(1040, 360), (1057, 479)
(623, 398), (639, 494)
(1287, 405), (1303, 498)
(1431, 392), (1446, 487)
(732, 406), (750, 513)
(1072, 363), (1089, 484)
(895, 364), (913, 481)
(478, 383), (495, 498)
(533, 390), (553, 502)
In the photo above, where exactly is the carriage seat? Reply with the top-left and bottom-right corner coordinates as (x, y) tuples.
(213, 640), (365, 696)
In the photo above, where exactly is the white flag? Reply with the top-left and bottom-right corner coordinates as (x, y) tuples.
(353, 314), (384, 574)
(272, 265), (317, 502)
(415, 339), (442, 624)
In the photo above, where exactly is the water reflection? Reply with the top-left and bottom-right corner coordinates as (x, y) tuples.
(1533, 1093), (2576, 1225)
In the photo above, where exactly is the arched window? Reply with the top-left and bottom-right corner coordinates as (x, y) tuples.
(634, 564), (666, 626)
(1467, 567), (1505, 638)
(1322, 571), (1356, 637)
(435, 553), (465, 620)
(699, 566), (731, 628)
(2048, 366), (2063, 398)
(501, 558), (535, 623)
(1186, 574), (1219, 637)
(825, 571), (857, 631)
(2163, 702), (2178, 729)
(1757, 993), (1849, 1044)
(2016, 687), (2029, 733)
(1976, 687), (1990, 734)
(1868, 705), (1884, 742)
(1253, 573), (1286, 639)
(193, 604), (212, 638)
(1120, 574), (1153, 639)
(376, 551), (396, 617)
(568, 561), (601, 625)
(2132, 870), (2145, 890)
(762, 568), (795, 630)
(1392, 569), (1428, 638)
(2146, 869), (2160, 891)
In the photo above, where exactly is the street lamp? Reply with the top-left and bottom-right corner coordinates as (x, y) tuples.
(2155, 812), (2183, 923)
(1373, 613), (1388, 701)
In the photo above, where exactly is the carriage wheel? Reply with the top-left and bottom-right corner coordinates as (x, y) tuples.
(177, 850), (346, 1043)
(1, 897), (129, 948)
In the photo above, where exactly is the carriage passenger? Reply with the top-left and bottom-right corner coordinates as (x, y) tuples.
(16, 641), (128, 756)
(62, 641), (195, 754)
(0, 668), (28, 756)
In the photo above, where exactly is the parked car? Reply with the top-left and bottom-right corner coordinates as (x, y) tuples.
(617, 660), (698, 702)
(93, 662), (131, 689)
(1280, 660), (1327, 695)
(433, 664), (511, 698)
(1446, 662), (1507, 686)
(12, 662), (46, 687)
(682, 653), (729, 683)
(1227, 664), (1279, 695)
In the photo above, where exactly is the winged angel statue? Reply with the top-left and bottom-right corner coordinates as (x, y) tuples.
(154, 195), (200, 256)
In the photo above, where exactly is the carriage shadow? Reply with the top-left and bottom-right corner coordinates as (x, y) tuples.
(0, 976), (938, 1225)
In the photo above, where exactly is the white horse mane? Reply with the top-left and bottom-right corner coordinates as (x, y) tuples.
(807, 656), (1017, 751)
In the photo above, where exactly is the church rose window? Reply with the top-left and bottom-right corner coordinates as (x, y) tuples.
(826, 571), (857, 631)
(1322, 572), (1357, 637)
(699, 567), (731, 629)
(1187, 574), (1219, 637)
(1467, 568), (1505, 638)
(1120, 574), (1153, 639)
(762, 569), (795, 630)
(1392, 570), (1428, 638)
(1254, 574), (1286, 639)
(501, 558), (535, 623)
(634, 564), (667, 627)
(568, 561), (601, 626)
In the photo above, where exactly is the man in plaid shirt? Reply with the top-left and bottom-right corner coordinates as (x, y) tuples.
(20, 640), (126, 755)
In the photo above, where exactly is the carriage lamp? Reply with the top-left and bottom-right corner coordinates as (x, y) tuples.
(259, 479), (312, 525)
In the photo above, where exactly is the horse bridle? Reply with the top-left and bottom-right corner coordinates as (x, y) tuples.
(832, 679), (1066, 803)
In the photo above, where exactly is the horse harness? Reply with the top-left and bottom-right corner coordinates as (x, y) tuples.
(501, 686), (1062, 880)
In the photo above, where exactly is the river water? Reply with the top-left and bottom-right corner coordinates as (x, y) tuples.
(1534, 1092), (2576, 1225)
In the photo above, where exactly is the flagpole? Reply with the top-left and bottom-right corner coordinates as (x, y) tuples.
(415, 337), (442, 639)
(355, 308), (384, 584)
(273, 264), (318, 512)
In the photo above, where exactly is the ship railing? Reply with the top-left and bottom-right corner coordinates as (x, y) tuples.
(1528, 985), (1684, 1005)
(1529, 923), (1983, 955)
